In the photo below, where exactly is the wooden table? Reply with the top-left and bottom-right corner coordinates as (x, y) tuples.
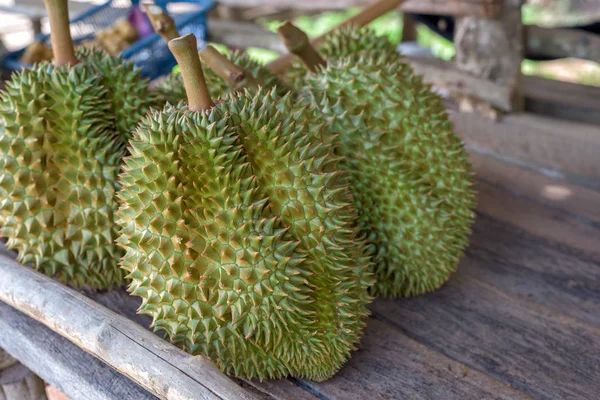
(0, 105), (598, 399)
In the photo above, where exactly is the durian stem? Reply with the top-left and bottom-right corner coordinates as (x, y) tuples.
(199, 45), (259, 92)
(144, 4), (180, 43)
(266, 0), (406, 74)
(43, 0), (78, 65)
(168, 34), (214, 112)
(277, 22), (326, 73)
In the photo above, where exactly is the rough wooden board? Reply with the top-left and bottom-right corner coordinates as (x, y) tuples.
(371, 270), (600, 400)
(468, 151), (600, 224)
(0, 301), (156, 400)
(214, 0), (501, 17)
(207, 20), (286, 53)
(526, 25), (600, 64)
(296, 318), (530, 400)
(523, 75), (600, 126)
(242, 379), (318, 400)
(451, 111), (600, 186)
(0, 257), (259, 400)
(475, 180), (600, 257)
(407, 56), (513, 111)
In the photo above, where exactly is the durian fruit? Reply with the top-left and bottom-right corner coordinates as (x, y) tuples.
(284, 26), (398, 90)
(279, 23), (476, 298)
(116, 33), (373, 381)
(0, 0), (154, 288)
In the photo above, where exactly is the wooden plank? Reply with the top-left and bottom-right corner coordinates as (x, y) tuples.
(214, 0), (501, 17)
(0, 301), (156, 400)
(243, 379), (319, 400)
(468, 151), (600, 223)
(407, 56), (513, 111)
(523, 75), (600, 126)
(453, 0), (524, 111)
(296, 318), (531, 400)
(207, 20), (286, 53)
(370, 274), (600, 399)
(451, 111), (600, 185)
(0, 258), (259, 400)
(526, 25), (600, 64)
(467, 184), (600, 326)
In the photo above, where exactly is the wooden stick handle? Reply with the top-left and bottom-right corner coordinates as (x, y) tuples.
(277, 21), (326, 73)
(199, 45), (259, 91)
(144, 3), (180, 43)
(266, 0), (406, 74)
(43, 0), (78, 65)
(168, 34), (214, 112)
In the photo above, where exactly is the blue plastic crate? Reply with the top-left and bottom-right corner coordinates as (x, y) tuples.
(1, 0), (215, 79)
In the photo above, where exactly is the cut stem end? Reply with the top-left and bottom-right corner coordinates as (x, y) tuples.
(43, 0), (78, 65)
(199, 46), (259, 92)
(168, 34), (214, 112)
(144, 4), (180, 43)
(277, 21), (326, 73)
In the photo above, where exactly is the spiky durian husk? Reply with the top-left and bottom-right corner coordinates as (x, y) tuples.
(285, 26), (397, 90)
(0, 62), (126, 288)
(116, 88), (372, 381)
(154, 50), (288, 106)
(300, 52), (476, 298)
(78, 47), (158, 141)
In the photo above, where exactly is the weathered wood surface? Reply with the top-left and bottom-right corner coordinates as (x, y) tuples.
(523, 75), (600, 126)
(526, 25), (600, 64)
(0, 348), (47, 400)
(0, 302), (156, 400)
(0, 257), (259, 400)
(1, 108), (599, 399)
(454, 0), (525, 111)
(214, 0), (502, 17)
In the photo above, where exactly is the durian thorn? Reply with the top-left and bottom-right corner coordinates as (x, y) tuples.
(168, 34), (214, 112)
(266, 0), (406, 74)
(199, 45), (259, 92)
(276, 21), (326, 73)
(43, 0), (78, 65)
(144, 4), (180, 43)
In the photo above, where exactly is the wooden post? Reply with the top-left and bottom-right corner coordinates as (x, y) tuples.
(453, 0), (525, 113)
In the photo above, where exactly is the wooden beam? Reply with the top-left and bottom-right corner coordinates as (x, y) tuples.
(526, 25), (600, 64)
(0, 302), (156, 400)
(523, 75), (600, 126)
(213, 0), (501, 17)
(0, 258), (259, 400)
(406, 56), (513, 112)
(207, 19), (286, 52)
(454, 0), (525, 111)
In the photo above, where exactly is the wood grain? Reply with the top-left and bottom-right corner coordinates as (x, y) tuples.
(214, 0), (501, 17)
(451, 110), (600, 185)
(0, 301), (156, 400)
(0, 258), (259, 400)
(370, 273), (600, 400)
(296, 318), (531, 400)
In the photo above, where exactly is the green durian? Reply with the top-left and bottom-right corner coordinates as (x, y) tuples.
(0, 0), (154, 288)
(116, 34), (372, 381)
(154, 49), (288, 105)
(285, 26), (398, 90)
(281, 24), (476, 297)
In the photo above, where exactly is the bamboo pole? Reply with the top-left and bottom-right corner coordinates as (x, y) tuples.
(266, 0), (406, 74)
(0, 255), (259, 400)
